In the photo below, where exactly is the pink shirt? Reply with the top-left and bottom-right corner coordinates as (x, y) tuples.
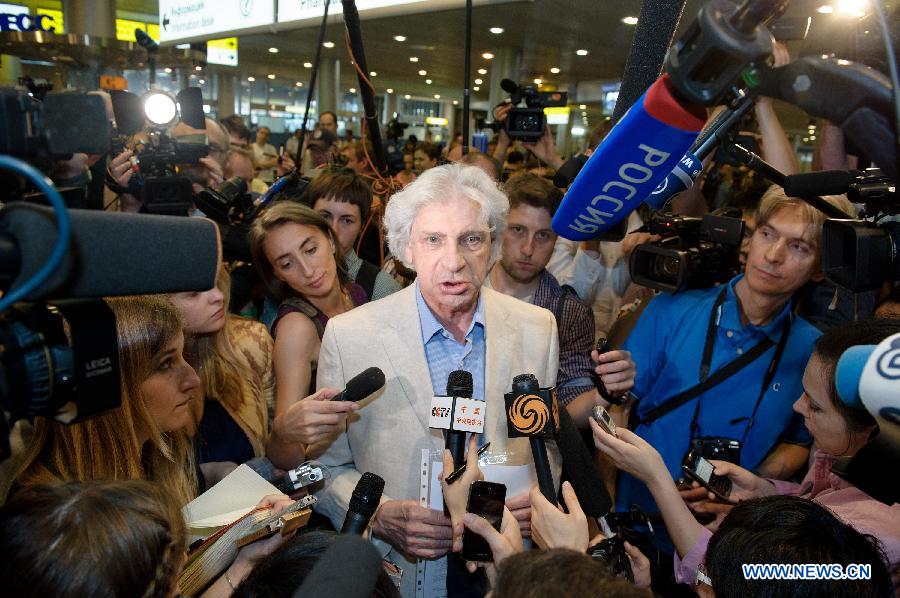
(675, 450), (900, 585)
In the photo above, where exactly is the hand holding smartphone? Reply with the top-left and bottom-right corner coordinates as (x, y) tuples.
(681, 449), (733, 502)
(592, 405), (617, 437)
(461, 480), (507, 562)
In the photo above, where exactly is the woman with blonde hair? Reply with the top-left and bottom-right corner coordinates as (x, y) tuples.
(169, 269), (275, 486)
(14, 295), (200, 505)
(248, 202), (365, 469)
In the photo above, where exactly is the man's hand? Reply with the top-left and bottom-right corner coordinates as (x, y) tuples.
(461, 507), (523, 585)
(372, 500), (453, 560)
(530, 481), (589, 552)
(440, 435), (483, 552)
(198, 156), (224, 189)
(523, 126), (563, 169)
(505, 491), (532, 538)
(276, 153), (296, 177)
(108, 148), (136, 188)
(591, 349), (636, 396)
(271, 388), (358, 447)
(621, 232), (658, 260)
(700, 460), (777, 503)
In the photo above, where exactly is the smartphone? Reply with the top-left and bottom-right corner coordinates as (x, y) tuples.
(461, 481), (507, 562)
(592, 405), (617, 437)
(681, 449), (733, 502)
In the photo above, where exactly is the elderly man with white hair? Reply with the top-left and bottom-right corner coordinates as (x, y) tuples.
(310, 164), (562, 596)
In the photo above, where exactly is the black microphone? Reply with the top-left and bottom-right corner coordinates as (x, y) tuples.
(0, 203), (220, 300)
(506, 374), (556, 501)
(445, 370), (473, 469)
(335, 367), (385, 402)
(340, 472), (385, 535)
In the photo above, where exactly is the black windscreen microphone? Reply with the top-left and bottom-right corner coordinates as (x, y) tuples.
(445, 370), (473, 469)
(0, 203), (220, 300)
(335, 367), (385, 402)
(340, 472), (385, 535)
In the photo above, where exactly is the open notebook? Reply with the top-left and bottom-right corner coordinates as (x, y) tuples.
(178, 464), (315, 596)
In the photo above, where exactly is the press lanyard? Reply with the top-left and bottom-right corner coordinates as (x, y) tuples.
(689, 286), (792, 445)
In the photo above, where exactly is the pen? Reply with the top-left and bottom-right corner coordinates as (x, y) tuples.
(445, 442), (491, 484)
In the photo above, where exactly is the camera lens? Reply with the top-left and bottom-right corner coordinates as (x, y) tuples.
(650, 255), (681, 283)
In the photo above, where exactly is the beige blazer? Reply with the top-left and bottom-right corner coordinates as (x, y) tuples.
(311, 284), (561, 597)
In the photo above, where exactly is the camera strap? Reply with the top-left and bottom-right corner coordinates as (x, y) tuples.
(637, 287), (791, 436)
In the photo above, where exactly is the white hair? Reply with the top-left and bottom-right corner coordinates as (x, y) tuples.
(384, 163), (509, 269)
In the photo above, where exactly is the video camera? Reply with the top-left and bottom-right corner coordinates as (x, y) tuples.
(109, 87), (209, 216)
(816, 169), (899, 293)
(629, 209), (745, 293)
(0, 87), (110, 160)
(478, 79), (568, 141)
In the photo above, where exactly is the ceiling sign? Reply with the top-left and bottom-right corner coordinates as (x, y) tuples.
(158, 0), (275, 43)
(207, 36), (238, 66)
(277, 0), (500, 28)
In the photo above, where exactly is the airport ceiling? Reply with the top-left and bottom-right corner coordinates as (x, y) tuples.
(121, 0), (888, 131)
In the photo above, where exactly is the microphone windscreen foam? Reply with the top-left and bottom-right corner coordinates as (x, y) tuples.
(446, 369), (473, 397)
(348, 472), (385, 519)
(836, 345), (874, 408)
(343, 367), (386, 402)
(783, 170), (853, 198)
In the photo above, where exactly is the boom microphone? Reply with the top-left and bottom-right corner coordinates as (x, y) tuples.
(0, 203), (220, 300)
(551, 75), (706, 241)
(335, 366), (385, 402)
(445, 370), (473, 469)
(340, 472), (385, 535)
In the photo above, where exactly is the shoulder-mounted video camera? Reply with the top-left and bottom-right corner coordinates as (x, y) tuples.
(478, 79), (568, 142)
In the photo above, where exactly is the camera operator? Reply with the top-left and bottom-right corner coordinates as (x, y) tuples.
(106, 116), (229, 213)
(614, 186), (854, 589)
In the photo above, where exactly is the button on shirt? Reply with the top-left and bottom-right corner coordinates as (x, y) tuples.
(619, 275), (821, 547)
(416, 281), (486, 403)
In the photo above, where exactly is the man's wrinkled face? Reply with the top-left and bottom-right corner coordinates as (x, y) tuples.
(404, 197), (491, 319)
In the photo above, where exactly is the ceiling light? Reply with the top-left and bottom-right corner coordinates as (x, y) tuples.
(404, 94), (411, 99)
(477, 68), (487, 75)
(810, 135), (817, 140)
(175, 43), (190, 49)
(434, 94), (441, 99)
(247, 76), (256, 82)
(576, 49), (589, 56)
(370, 71), (377, 76)
(835, 0), (867, 16)
(410, 56), (419, 62)
(198, 79), (205, 85)
(419, 69), (427, 76)
(303, 62), (313, 68)
(323, 41), (335, 48)
(194, 65), (202, 71)
(425, 79), (432, 84)
(572, 126), (586, 136)
(489, 27), (504, 34)
(268, 47), (279, 53)
(453, 100), (459, 105)
(550, 67), (560, 74)
(296, 82), (303, 87)
(534, 78), (542, 85)
(475, 78), (483, 84)
(622, 16), (638, 25)
(349, 87), (357, 93)
(482, 52), (494, 59)
(386, 88), (394, 93)
(817, 4), (834, 12)
(393, 35), (407, 42)
(473, 86), (480, 91)
(164, 67), (173, 74)
(267, 74), (276, 79)
(803, 137), (810, 142)
(579, 104), (587, 109)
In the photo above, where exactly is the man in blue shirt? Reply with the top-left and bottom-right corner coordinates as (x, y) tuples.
(619, 189), (853, 570)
